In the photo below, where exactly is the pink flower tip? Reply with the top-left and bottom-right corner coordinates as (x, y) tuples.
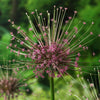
(29, 28), (32, 31)
(35, 76), (38, 78)
(83, 22), (86, 24)
(65, 8), (68, 10)
(51, 19), (53, 21)
(93, 52), (95, 56)
(77, 74), (79, 77)
(86, 46), (88, 50)
(90, 83), (94, 87)
(9, 43), (12, 47)
(83, 46), (85, 50)
(8, 19), (11, 22)
(79, 45), (82, 48)
(25, 55), (27, 58)
(60, 7), (63, 9)
(12, 37), (15, 40)
(74, 11), (77, 14)
(69, 17), (72, 20)
(86, 98), (88, 100)
(11, 21), (14, 24)
(65, 31), (68, 35)
(25, 37), (28, 40)
(38, 24), (40, 26)
(27, 65), (29, 69)
(17, 26), (20, 30)
(73, 35), (76, 38)
(20, 41), (24, 45)
(44, 33), (47, 36)
(17, 31), (20, 34)
(90, 32), (93, 35)
(31, 12), (34, 14)
(92, 22), (94, 24)
(76, 57), (79, 61)
(77, 53), (81, 57)
(6, 46), (9, 49)
(39, 13), (42, 15)
(65, 20), (68, 23)
(22, 49), (25, 52)
(14, 45), (17, 48)
(12, 59), (15, 62)
(17, 68), (19, 71)
(65, 66), (68, 70)
(33, 35), (35, 37)
(57, 74), (62, 77)
(10, 32), (13, 35)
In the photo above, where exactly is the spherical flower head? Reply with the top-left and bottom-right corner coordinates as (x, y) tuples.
(0, 77), (19, 96)
(0, 67), (31, 99)
(31, 43), (71, 77)
(8, 6), (95, 78)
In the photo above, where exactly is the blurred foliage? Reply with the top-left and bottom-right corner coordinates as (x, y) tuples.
(0, 0), (11, 25)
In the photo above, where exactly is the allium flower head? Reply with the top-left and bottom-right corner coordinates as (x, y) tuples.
(0, 77), (19, 96)
(0, 66), (31, 99)
(8, 6), (95, 78)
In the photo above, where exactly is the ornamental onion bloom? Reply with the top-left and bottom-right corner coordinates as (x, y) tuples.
(8, 6), (95, 78)
(0, 66), (31, 100)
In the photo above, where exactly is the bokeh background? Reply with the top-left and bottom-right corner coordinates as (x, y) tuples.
(0, 0), (100, 100)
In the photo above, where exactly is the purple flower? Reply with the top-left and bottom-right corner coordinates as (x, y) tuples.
(8, 6), (95, 78)
(0, 66), (30, 99)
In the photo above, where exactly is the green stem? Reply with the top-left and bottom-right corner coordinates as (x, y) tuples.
(50, 77), (55, 100)
(8, 95), (10, 100)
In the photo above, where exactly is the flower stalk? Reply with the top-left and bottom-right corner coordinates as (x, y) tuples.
(50, 77), (55, 100)
(8, 96), (10, 100)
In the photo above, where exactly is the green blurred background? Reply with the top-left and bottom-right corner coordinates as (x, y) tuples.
(0, 0), (100, 100)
